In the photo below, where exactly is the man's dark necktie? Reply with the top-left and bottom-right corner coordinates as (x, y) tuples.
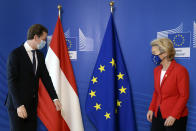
(32, 50), (36, 74)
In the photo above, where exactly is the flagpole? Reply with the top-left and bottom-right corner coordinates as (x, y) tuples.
(110, 1), (114, 13)
(58, 5), (62, 19)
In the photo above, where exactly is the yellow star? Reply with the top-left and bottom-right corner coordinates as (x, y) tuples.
(104, 112), (111, 120)
(89, 90), (96, 98)
(119, 86), (127, 94)
(93, 103), (101, 111)
(117, 100), (122, 107)
(117, 72), (124, 80)
(98, 65), (105, 73)
(110, 58), (116, 67)
(91, 76), (98, 84)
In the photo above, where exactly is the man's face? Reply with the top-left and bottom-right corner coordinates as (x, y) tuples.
(40, 31), (47, 41)
(34, 32), (47, 48)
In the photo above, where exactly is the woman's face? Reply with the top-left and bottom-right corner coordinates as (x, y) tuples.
(152, 46), (161, 55)
(151, 46), (167, 60)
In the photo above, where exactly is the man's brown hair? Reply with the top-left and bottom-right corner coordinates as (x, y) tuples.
(27, 24), (48, 40)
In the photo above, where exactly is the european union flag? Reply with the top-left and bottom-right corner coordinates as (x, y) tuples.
(168, 33), (190, 48)
(85, 14), (137, 131)
(66, 38), (77, 51)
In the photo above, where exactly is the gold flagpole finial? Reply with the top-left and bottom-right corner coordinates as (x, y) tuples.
(58, 5), (62, 18)
(110, 1), (114, 13)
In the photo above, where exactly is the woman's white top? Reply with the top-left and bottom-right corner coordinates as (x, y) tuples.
(160, 70), (166, 85)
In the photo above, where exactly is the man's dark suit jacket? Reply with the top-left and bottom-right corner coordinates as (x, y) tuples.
(5, 44), (58, 130)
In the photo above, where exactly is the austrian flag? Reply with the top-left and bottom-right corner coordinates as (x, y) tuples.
(37, 17), (84, 131)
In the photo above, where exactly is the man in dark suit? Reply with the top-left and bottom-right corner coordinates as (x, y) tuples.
(5, 24), (61, 131)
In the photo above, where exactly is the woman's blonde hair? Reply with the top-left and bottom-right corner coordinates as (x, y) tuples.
(151, 38), (176, 60)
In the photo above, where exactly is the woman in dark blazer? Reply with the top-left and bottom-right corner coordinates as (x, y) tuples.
(147, 38), (189, 131)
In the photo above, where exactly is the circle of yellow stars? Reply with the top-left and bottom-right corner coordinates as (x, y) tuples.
(89, 58), (127, 120)
(173, 34), (185, 47)
(66, 39), (72, 49)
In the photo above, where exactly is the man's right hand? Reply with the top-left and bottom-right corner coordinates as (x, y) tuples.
(17, 105), (28, 119)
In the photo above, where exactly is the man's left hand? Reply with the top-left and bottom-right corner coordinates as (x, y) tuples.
(54, 99), (61, 111)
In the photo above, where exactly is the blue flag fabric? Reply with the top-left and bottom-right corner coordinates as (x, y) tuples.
(85, 14), (137, 131)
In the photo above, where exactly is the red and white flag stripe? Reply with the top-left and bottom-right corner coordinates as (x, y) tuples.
(37, 17), (84, 131)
